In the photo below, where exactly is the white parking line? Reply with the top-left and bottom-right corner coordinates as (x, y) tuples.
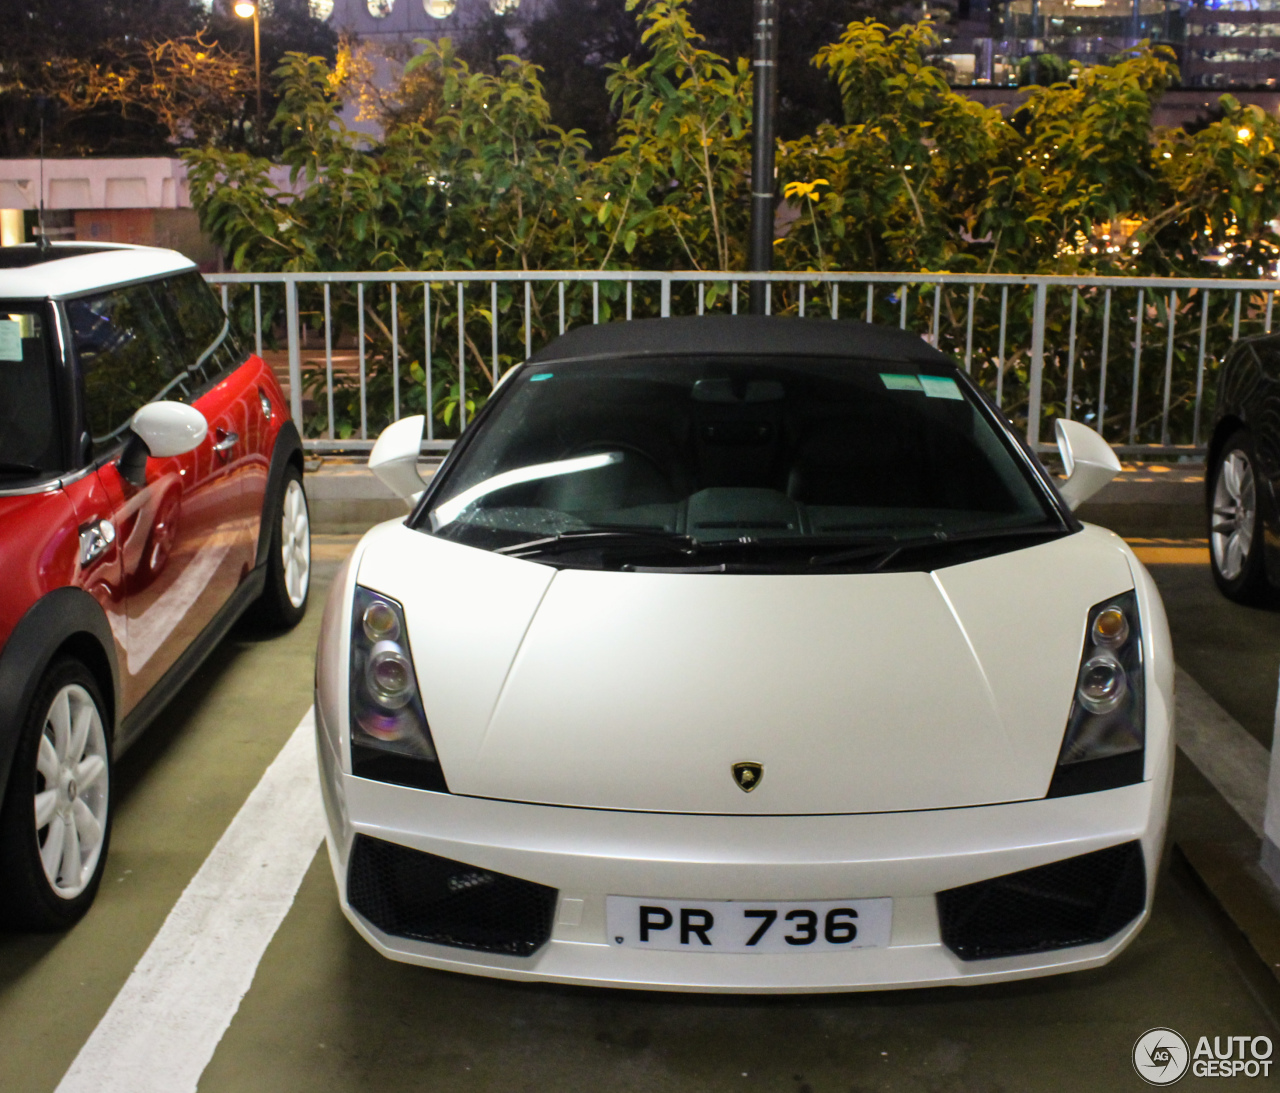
(1175, 667), (1270, 836)
(55, 709), (324, 1093)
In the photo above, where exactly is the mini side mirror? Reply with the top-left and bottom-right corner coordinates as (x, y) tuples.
(1054, 418), (1120, 511)
(131, 401), (208, 457)
(120, 401), (208, 487)
(369, 415), (427, 502)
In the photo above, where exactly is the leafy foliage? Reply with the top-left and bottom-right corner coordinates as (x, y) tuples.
(0, 0), (334, 156)
(778, 20), (1013, 274)
(518, 0), (905, 150)
(184, 1), (1280, 445)
(599, 0), (753, 274)
(1, 34), (252, 155)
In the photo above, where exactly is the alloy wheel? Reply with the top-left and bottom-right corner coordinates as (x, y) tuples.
(282, 478), (311, 609)
(34, 683), (109, 900)
(1211, 450), (1257, 582)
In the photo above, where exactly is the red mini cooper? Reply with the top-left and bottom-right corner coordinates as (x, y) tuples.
(0, 243), (310, 929)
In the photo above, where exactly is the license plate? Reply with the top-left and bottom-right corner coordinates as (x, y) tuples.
(606, 897), (892, 953)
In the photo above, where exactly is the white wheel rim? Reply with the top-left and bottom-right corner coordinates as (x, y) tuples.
(34, 683), (109, 900)
(282, 479), (311, 609)
(1211, 450), (1257, 582)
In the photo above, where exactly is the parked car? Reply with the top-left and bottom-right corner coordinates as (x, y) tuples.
(1206, 333), (1280, 603)
(316, 316), (1171, 992)
(0, 243), (311, 930)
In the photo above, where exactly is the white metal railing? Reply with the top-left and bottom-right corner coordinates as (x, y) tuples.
(205, 269), (1280, 457)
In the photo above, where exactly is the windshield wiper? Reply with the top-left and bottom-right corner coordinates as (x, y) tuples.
(495, 528), (696, 558)
(807, 524), (1062, 570)
(0, 461), (43, 477)
(494, 524), (1062, 569)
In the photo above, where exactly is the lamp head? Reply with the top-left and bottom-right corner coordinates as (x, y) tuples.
(234, 1), (257, 17)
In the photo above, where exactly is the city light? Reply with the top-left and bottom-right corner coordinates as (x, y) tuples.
(234, 0), (262, 146)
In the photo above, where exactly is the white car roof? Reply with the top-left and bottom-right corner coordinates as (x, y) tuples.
(0, 243), (197, 301)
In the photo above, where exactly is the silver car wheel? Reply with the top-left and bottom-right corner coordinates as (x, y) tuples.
(1211, 449), (1257, 582)
(281, 477), (311, 609)
(34, 683), (109, 900)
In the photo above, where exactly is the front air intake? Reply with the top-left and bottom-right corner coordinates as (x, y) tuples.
(347, 835), (558, 957)
(937, 841), (1146, 961)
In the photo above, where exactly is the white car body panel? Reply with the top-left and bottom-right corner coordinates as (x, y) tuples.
(352, 522), (1136, 815)
(316, 700), (1171, 992)
(315, 518), (1175, 991)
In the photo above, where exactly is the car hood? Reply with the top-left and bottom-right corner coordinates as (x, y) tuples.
(357, 524), (1137, 815)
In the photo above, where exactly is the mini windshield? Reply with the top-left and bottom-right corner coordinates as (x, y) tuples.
(0, 306), (60, 481)
(421, 354), (1063, 569)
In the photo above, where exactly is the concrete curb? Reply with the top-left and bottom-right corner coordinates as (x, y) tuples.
(304, 460), (438, 533)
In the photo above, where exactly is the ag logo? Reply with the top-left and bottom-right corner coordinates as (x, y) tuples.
(732, 762), (763, 793)
(1133, 1028), (1190, 1085)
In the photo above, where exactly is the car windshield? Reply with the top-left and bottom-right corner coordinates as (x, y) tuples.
(420, 354), (1064, 570)
(0, 305), (60, 481)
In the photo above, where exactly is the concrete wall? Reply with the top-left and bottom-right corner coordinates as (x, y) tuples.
(0, 157), (301, 268)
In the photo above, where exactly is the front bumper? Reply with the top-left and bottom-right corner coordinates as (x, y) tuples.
(317, 706), (1171, 993)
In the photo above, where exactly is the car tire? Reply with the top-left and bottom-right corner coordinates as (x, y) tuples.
(1209, 430), (1271, 604)
(250, 465), (311, 629)
(0, 658), (112, 931)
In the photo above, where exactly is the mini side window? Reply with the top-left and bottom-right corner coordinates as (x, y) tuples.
(68, 282), (189, 449)
(155, 270), (243, 390)
(0, 307), (61, 476)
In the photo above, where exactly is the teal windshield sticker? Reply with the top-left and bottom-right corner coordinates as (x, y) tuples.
(0, 320), (20, 362)
(879, 373), (922, 392)
(529, 373), (554, 382)
(920, 375), (964, 400)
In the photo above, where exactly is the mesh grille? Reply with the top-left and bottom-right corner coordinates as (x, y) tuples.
(347, 835), (558, 957)
(937, 841), (1146, 961)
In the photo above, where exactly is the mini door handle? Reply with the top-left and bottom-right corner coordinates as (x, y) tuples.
(212, 431), (239, 453)
(78, 519), (116, 566)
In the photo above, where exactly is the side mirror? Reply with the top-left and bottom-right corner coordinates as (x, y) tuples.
(369, 415), (426, 502)
(1054, 418), (1120, 511)
(131, 401), (208, 457)
(120, 401), (208, 487)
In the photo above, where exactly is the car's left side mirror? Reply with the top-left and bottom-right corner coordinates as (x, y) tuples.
(1054, 418), (1120, 511)
(369, 415), (427, 502)
(120, 401), (208, 487)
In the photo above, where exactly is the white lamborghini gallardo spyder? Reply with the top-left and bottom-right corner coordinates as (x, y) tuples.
(314, 315), (1173, 993)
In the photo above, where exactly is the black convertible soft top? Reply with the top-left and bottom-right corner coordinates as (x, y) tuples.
(525, 315), (954, 366)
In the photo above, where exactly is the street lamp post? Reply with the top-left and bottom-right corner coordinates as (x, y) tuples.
(748, 0), (779, 315)
(234, 1), (263, 146)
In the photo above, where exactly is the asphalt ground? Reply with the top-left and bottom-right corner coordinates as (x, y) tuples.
(1142, 543), (1280, 751)
(1, 534), (1278, 1092)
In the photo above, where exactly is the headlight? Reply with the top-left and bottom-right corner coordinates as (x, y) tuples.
(1077, 654), (1127, 714)
(350, 586), (448, 792)
(367, 641), (415, 708)
(1048, 590), (1145, 797)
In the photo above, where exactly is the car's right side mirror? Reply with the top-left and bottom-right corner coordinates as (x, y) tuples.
(1054, 418), (1120, 511)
